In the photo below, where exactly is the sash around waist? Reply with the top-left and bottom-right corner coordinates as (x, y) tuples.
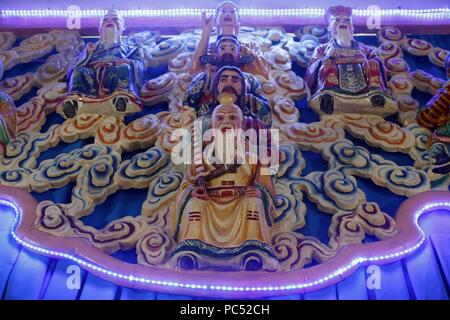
(205, 186), (259, 197)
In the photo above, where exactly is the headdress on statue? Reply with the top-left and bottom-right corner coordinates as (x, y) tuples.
(99, 9), (125, 33)
(199, 35), (254, 66)
(216, 34), (239, 43)
(326, 5), (353, 23)
(325, 6), (354, 35)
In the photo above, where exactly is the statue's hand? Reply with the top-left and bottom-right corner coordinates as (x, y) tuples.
(189, 163), (211, 182)
(192, 186), (209, 200)
(242, 41), (259, 55)
(191, 164), (210, 200)
(201, 11), (214, 34)
(195, 164), (211, 179)
(241, 43), (251, 56)
(242, 47), (269, 79)
(245, 186), (261, 197)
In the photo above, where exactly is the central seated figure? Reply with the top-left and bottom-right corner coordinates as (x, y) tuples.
(171, 97), (279, 271)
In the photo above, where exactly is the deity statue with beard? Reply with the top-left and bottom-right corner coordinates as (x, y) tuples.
(188, 64), (272, 142)
(171, 96), (279, 272)
(0, 58), (16, 156)
(306, 6), (397, 117)
(62, 9), (144, 118)
(417, 55), (450, 175)
(185, 36), (271, 127)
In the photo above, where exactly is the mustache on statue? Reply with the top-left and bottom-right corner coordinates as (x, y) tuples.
(220, 86), (239, 96)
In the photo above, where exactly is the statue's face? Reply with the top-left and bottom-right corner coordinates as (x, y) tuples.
(216, 2), (239, 28)
(211, 104), (244, 163)
(216, 40), (240, 67)
(329, 15), (354, 47)
(217, 70), (243, 97)
(100, 13), (124, 43)
(212, 105), (243, 132)
(330, 15), (354, 38)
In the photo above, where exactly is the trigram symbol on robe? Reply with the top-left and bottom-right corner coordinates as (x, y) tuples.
(188, 211), (202, 222)
(246, 210), (259, 221)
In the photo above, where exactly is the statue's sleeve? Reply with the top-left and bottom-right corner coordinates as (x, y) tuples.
(364, 44), (379, 60)
(130, 45), (145, 63)
(363, 44), (384, 67)
(305, 44), (326, 94)
(361, 43), (389, 88)
(183, 72), (209, 111)
(66, 44), (92, 81)
(247, 74), (269, 104)
(129, 46), (145, 88)
(252, 158), (276, 198)
(245, 74), (272, 126)
(417, 87), (450, 131)
(253, 161), (277, 225)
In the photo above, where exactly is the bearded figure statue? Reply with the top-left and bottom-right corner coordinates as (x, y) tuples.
(186, 64), (272, 155)
(305, 5), (397, 117)
(62, 9), (144, 118)
(171, 95), (279, 272)
(185, 36), (271, 127)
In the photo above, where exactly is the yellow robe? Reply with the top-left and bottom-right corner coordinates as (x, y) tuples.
(176, 161), (272, 249)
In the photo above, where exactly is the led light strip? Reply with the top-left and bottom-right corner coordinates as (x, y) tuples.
(1, 198), (448, 293)
(0, 8), (449, 18)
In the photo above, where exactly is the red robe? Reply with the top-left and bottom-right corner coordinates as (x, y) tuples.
(306, 40), (388, 97)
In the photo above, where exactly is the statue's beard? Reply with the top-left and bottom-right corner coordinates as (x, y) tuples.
(335, 27), (354, 48)
(212, 132), (245, 165)
(217, 53), (238, 67)
(101, 26), (119, 46)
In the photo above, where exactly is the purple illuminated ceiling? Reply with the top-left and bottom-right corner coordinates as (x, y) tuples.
(2, 0), (449, 10)
(0, 0), (449, 35)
